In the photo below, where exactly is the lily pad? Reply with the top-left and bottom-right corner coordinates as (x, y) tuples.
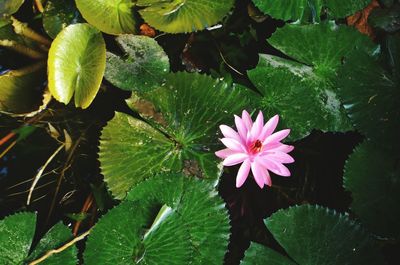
(0, 212), (77, 265)
(85, 174), (230, 265)
(268, 22), (377, 80)
(99, 72), (252, 199)
(344, 141), (400, 238)
(0, 212), (36, 264)
(47, 23), (106, 109)
(337, 49), (400, 149)
(75, 0), (137, 35)
(104, 34), (169, 92)
(0, 62), (46, 114)
(241, 243), (296, 265)
(137, 0), (235, 33)
(0, 0), (24, 16)
(265, 205), (383, 265)
(253, 0), (370, 22)
(248, 54), (352, 140)
(247, 23), (377, 140)
(43, 0), (82, 39)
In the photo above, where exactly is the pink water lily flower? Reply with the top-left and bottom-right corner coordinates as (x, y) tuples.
(215, 110), (294, 188)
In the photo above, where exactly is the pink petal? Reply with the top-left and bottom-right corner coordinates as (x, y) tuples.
(262, 152), (294, 163)
(241, 110), (253, 130)
(263, 129), (291, 145)
(223, 153), (248, 166)
(215, 148), (236, 159)
(234, 115), (248, 141)
(264, 169), (272, 186)
(249, 111), (264, 142)
(256, 156), (291, 177)
(268, 144), (294, 153)
(236, 159), (251, 188)
(251, 162), (265, 188)
(220, 125), (241, 142)
(259, 115), (279, 142)
(220, 138), (244, 152)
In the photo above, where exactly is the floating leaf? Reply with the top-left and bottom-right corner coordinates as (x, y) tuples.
(0, 212), (77, 265)
(43, 0), (82, 39)
(0, 62), (46, 114)
(0, 0), (24, 16)
(26, 223), (77, 265)
(85, 174), (230, 265)
(265, 205), (383, 265)
(337, 49), (400, 148)
(99, 72), (252, 199)
(344, 141), (400, 238)
(252, 0), (370, 22)
(247, 23), (377, 139)
(241, 242), (296, 265)
(137, 0), (234, 33)
(105, 35), (169, 92)
(48, 23), (106, 109)
(268, 22), (377, 80)
(0, 212), (36, 264)
(75, 0), (137, 35)
(248, 55), (352, 140)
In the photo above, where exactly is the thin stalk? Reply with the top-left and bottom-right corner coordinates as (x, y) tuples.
(0, 40), (46, 59)
(28, 230), (91, 265)
(11, 16), (51, 46)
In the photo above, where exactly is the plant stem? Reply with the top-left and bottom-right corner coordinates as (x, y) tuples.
(0, 40), (46, 59)
(11, 16), (51, 46)
(28, 229), (91, 265)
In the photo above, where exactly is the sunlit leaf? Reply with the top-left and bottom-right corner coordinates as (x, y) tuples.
(137, 0), (234, 33)
(75, 0), (137, 35)
(105, 35), (169, 92)
(48, 23), (106, 109)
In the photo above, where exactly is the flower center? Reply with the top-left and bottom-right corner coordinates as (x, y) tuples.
(250, 140), (263, 154)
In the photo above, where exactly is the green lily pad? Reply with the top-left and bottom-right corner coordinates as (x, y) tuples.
(269, 22), (377, 80)
(247, 23), (377, 139)
(99, 72), (252, 199)
(248, 54), (352, 140)
(75, 0), (137, 35)
(337, 49), (400, 148)
(47, 23), (106, 109)
(104, 35), (169, 92)
(85, 174), (230, 264)
(0, 62), (46, 114)
(241, 242), (296, 265)
(0, 212), (77, 265)
(137, 0), (235, 33)
(0, 0), (24, 16)
(0, 212), (36, 264)
(265, 205), (384, 265)
(43, 0), (82, 39)
(253, 0), (370, 22)
(344, 141), (400, 238)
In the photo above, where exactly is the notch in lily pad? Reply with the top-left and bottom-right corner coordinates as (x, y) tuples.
(47, 23), (106, 109)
